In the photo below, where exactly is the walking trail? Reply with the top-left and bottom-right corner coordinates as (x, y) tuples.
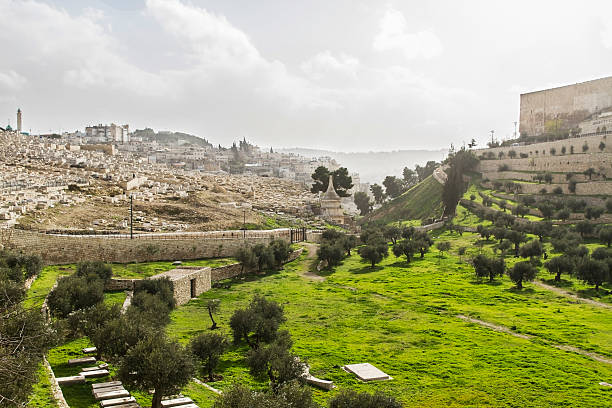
(299, 242), (325, 282)
(456, 314), (612, 365)
(533, 281), (612, 310)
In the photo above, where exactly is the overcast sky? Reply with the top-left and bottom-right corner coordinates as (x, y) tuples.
(1, 0), (612, 151)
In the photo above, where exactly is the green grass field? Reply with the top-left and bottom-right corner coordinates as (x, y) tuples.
(167, 237), (612, 407)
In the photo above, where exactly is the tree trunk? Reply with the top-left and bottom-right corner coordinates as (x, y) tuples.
(514, 244), (519, 257)
(555, 272), (561, 282)
(152, 391), (163, 408)
(208, 307), (217, 330)
(371, 260), (375, 268)
(516, 279), (523, 290)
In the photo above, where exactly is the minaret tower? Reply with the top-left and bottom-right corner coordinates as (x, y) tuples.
(16, 108), (22, 133)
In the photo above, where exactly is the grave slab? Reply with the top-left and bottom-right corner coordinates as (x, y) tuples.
(161, 398), (193, 407)
(100, 396), (136, 407)
(82, 346), (97, 354)
(56, 375), (85, 385)
(68, 357), (97, 365)
(92, 381), (122, 390)
(81, 366), (101, 372)
(109, 403), (140, 408)
(343, 363), (391, 382)
(94, 389), (130, 401)
(80, 369), (109, 378)
(168, 404), (198, 408)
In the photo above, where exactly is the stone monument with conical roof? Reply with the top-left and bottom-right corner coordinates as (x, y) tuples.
(320, 175), (345, 224)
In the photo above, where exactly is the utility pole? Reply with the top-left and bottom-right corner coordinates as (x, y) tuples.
(130, 194), (133, 239)
(490, 130), (495, 146)
(243, 208), (246, 239)
(513, 121), (517, 139)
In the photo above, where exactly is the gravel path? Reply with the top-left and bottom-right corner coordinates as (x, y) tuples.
(533, 281), (612, 310)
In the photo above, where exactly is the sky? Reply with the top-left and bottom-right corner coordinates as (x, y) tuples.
(1, 0), (612, 152)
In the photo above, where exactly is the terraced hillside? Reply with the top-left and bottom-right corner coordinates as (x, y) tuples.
(364, 175), (444, 224)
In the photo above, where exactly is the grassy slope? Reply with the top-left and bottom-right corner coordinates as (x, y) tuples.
(168, 243), (612, 408)
(365, 176), (444, 224)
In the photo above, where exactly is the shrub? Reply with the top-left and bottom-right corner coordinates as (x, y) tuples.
(519, 153), (528, 158)
(498, 164), (510, 172)
(317, 242), (345, 267)
(552, 186), (563, 194)
(582, 142), (589, 152)
(561, 146), (566, 154)
(599, 141), (606, 151)
(472, 255), (505, 282)
(75, 261), (112, 281)
(585, 206), (605, 220)
(329, 390), (403, 408)
(190, 332), (228, 381)
(47, 275), (105, 318)
(230, 295), (285, 348)
(135, 277), (175, 310)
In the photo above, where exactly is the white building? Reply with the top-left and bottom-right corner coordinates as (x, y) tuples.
(85, 123), (130, 143)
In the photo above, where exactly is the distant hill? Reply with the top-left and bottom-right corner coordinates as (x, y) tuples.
(363, 175), (444, 224)
(132, 128), (212, 148)
(279, 147), (447, 184)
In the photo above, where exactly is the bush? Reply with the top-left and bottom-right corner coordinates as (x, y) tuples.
(329, 390), (403, 408)
(47, 275), (105, 318)
(358, 239), (389, 267)
(317, 242), (345, 267)
(190, 332), (228, 381)
(498, 164), (510, 172)
(552, 186), (563, 194)
(230, 295), (285, 348)
(213, 383), (317, 408)
(472, 255), (505, 282)
(135, 277), (176, 310)
(75, 261), (112, 281)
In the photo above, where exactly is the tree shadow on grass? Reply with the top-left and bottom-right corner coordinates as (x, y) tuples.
(576, 287), (611, 299)
(505, 286), (536, 295)
(468, 279), (503, 286)
(541, 278), (573, 288)
(388, 260), (411, 268)
(351, 265), (385, 274)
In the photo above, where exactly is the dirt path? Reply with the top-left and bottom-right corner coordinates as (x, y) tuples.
(299, 242), (326, 282)
(533, 281), (612, 310)
(457, 314), (612, 365)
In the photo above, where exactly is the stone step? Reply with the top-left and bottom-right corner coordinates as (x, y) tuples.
(80, 369), (109, 378)
(68, 356), (97, 365)
(56, 375), (85, 386)
(92, 381), (122, 390)
(169, 404), (198, 408)
(83, 347), (98, 354)
(94, 389), (129, 401)
(161, 397), (193, 407)
(100, 396), (136, 407)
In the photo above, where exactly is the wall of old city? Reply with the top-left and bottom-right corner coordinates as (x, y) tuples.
(519, 77), (612, 136)
(3, 228), (292, 265)
(477, 151), (612, 176)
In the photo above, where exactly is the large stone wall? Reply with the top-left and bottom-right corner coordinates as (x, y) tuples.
(2, 228), (293, 265)
(478, 152), (612, 176)
(520, 77), (612, 136)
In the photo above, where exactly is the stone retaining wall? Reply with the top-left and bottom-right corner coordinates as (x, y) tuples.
(3, 228), (292, 265)
(476, 134), (612, 158)
(477, 151), (612, 176)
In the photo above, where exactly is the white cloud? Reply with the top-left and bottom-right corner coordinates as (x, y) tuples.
(0, 70), (27, 91)
(373, 7), (442, 59)
(146, 0), (262, 70)
(301, 51), (360, 82)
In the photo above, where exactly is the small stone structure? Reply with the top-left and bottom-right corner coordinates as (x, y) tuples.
(151, 266), (212, 306)
(320, 175), (345, 224)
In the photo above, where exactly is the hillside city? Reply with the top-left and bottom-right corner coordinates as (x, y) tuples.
(2, 2), (612, 408)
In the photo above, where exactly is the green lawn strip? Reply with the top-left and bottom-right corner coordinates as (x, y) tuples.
(167, 248), (612, 407)
(104, 291), (127, 307)
(24, 265), (74, 310)
(181, 381), (217, 408)
(27, 363), (59, 408)
(110, 258), (236, 279)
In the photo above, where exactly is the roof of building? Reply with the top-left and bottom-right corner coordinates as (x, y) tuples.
(151, 266), (209, 281)
(322, 174), (340, 201)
